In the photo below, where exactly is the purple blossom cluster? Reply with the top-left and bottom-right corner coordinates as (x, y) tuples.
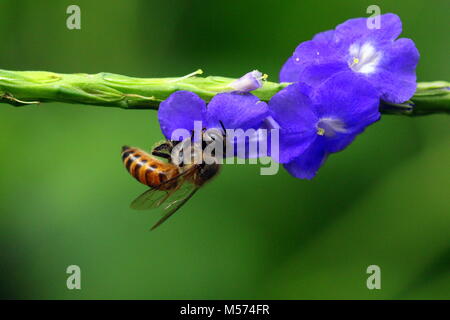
(158, 14), (419, 179)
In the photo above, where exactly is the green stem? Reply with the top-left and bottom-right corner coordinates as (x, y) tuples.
(0, 69), (448, 116)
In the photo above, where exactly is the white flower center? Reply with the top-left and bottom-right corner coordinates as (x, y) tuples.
(348, 42), (382, 75)
(316, 118), (347, 137)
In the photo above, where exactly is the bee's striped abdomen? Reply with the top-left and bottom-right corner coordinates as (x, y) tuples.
(121, 146), (179, 189)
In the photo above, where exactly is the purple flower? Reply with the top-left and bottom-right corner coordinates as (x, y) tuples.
(268, 72), (380, 179)
(280, 13), (419, 103)
(230, 70), (266, 92)
(158, 90), (269, 140)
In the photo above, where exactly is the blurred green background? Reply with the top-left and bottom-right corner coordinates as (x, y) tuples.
(0, 0), (448, 299)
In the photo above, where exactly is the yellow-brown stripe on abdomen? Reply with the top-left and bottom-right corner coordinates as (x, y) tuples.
(145, 166), (162, 187)
(122, 147), (180, 188)
(137, 162), (149, 185)
(122, 149), (148, 185)
(127, 156), (164, 187)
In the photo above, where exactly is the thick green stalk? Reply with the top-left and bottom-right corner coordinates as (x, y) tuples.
(0, 69), (448, 116)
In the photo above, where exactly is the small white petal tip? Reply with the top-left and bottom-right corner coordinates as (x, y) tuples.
(230, 70), (267, 92)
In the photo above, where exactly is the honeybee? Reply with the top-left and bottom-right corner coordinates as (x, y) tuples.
(121, 127), (224, 230)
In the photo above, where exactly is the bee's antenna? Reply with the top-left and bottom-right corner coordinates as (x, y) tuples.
(219, 120), (227, 137)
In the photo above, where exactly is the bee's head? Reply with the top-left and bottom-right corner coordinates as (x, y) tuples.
(198, 163), (221, 184)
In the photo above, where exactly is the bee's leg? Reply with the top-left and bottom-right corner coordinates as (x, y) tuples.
(151, 151), (172, 160)
(151, 141), (173, 160)
(152, 142), (172, 153)
(219, 120), (226, 137)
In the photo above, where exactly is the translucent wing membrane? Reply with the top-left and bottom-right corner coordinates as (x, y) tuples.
(129, 165), (200, 230)
(150, 186), (200, 230)
(130, 188), (170, 210)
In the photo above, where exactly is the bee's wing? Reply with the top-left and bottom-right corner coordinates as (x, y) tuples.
(130, 188), (169, 210)
(150, 183), (200, 230)
(130, 166), (197, 211)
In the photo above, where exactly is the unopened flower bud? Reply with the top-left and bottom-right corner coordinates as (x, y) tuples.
(230, 70), (266, 92)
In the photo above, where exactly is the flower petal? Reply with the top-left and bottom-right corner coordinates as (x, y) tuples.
(313, 72), (381, 133)
(293, 38), (339, 66)
(283, 142), (328, 180)
(323, 133), (358, 154)
(206, 92), (269, 130)
(312, 29), (335, 43)
(335, 13), (402, 44)
(297, 61), (348, 88)
(268, 82), (318, 163)
(370, 38), (419, 103)
(277, 131), (316, 163)
(158, 91), (207, 139)
(268, 82), (317, 131)
(279, 31), (337, 83)
(279, 57), (304, 82)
